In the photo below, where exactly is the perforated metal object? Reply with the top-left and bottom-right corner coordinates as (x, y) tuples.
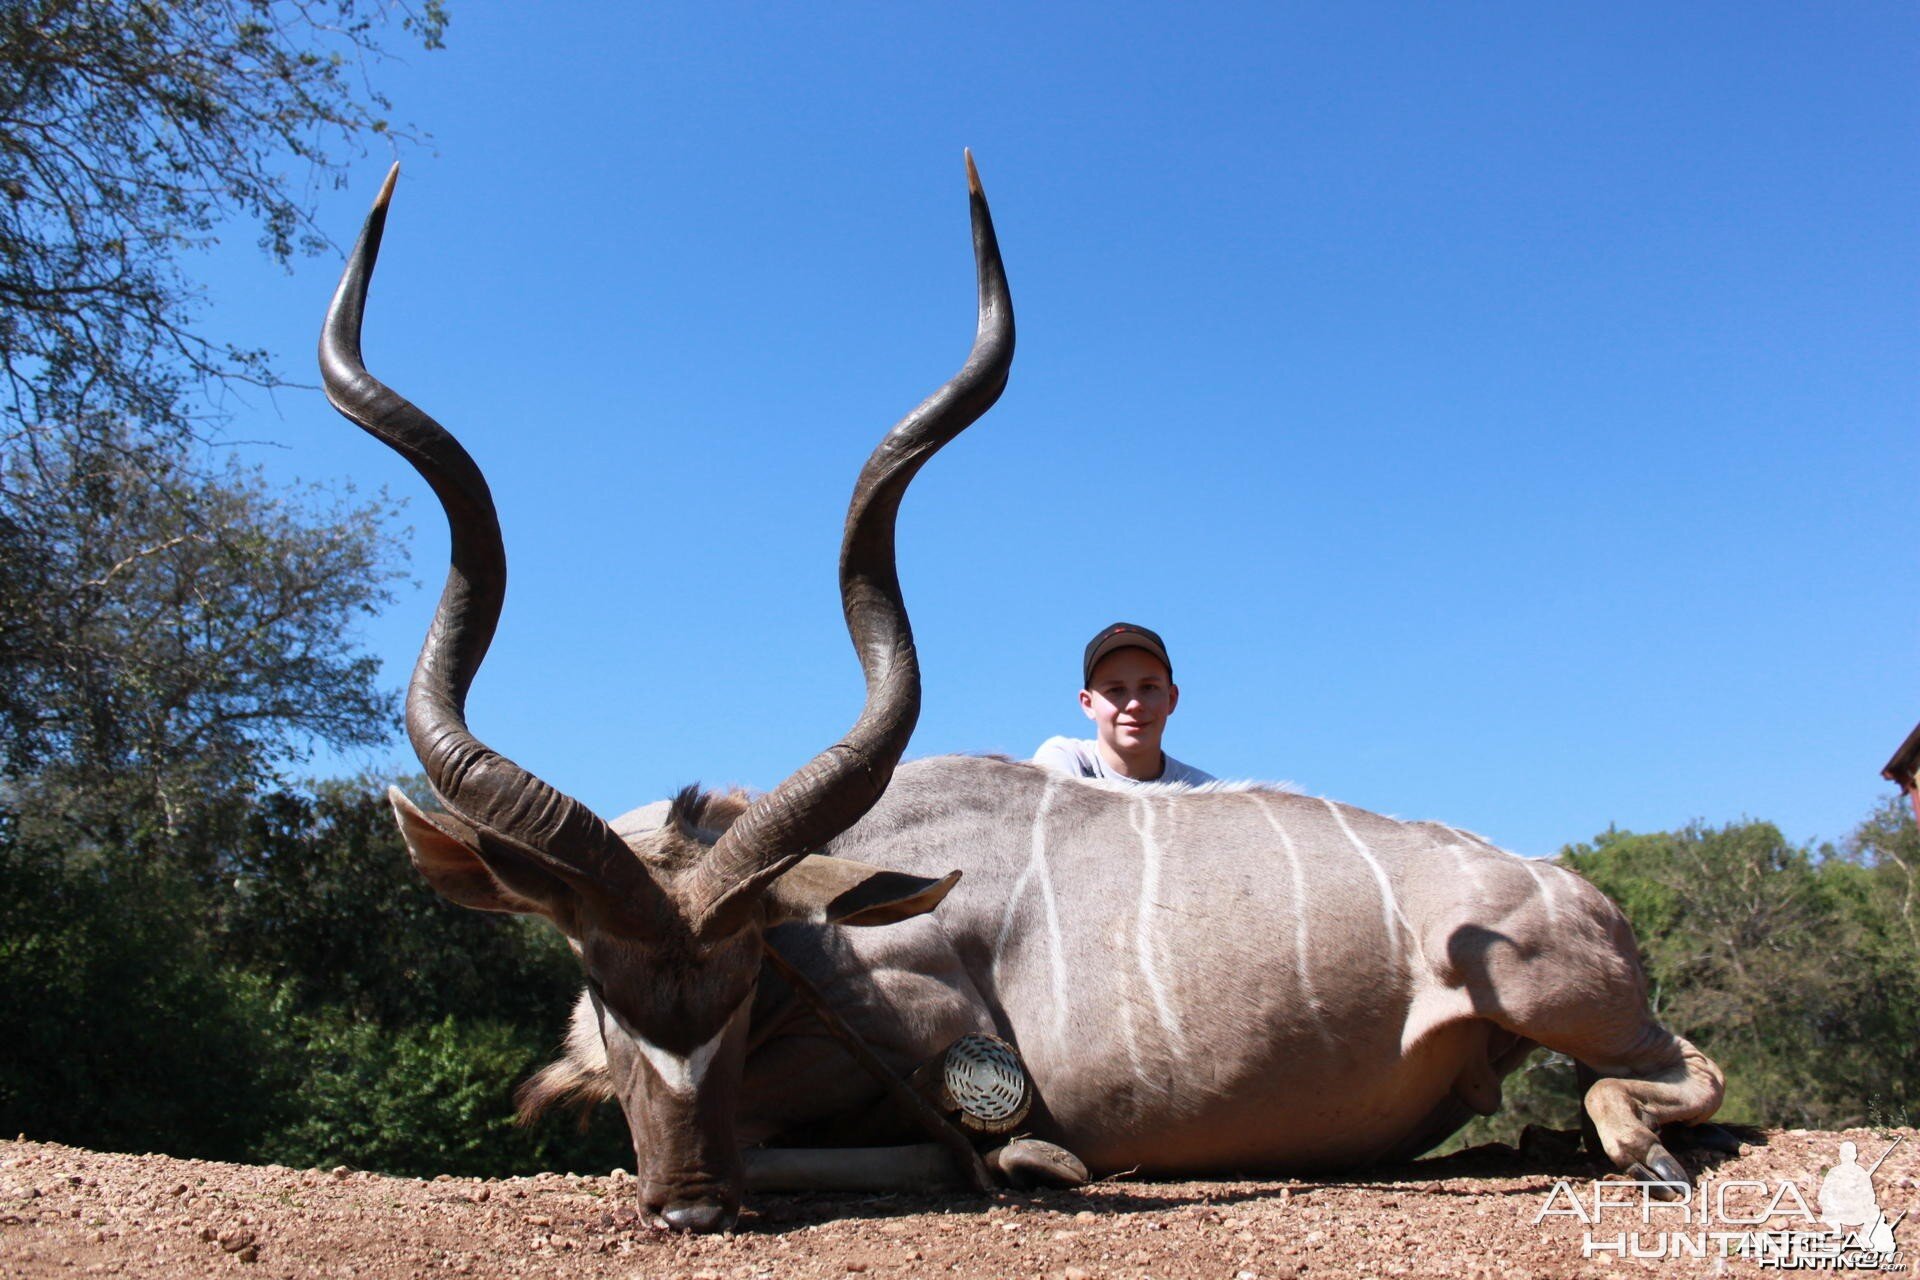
(934, 1033), (1030, 1134)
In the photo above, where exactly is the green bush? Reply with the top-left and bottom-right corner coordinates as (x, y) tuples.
(0, 818), (287, 1159)
(0, 791), (629, 1176)
(260, 1010), (626, 1178)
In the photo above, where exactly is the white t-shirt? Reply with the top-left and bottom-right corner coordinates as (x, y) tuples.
(1030, 736), (1216, 788)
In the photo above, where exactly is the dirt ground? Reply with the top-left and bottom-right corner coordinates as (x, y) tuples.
(3, 1128), (1916, 1279)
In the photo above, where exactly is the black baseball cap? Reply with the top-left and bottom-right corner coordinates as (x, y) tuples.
(1082, 622), (1173, 688)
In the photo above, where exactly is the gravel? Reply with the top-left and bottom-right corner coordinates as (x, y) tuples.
(1, 1128), (1912, 1278)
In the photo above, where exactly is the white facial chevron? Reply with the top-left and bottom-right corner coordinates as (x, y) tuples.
(602, 1000), (742, 1097)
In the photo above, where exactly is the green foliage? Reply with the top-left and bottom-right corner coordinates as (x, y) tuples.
(260, 1012), (627, 1179)
(0, 784), (631, 1176)
(0, 809), (287, 1159)
(1, 427), (403, 855)
(215, 779), (580, 1028)
(0, 0), (446, 434)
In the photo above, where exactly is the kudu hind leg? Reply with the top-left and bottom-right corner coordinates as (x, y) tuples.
(1463, 916), (1722, 1176)
(1577, 1030), (1723, 1182)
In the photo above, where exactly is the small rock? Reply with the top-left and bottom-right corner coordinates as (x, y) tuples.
(235, 1244), (259, 1264)
(470, 1186), (490, 1204)
(847, 1265), (868, 1275)
(330, 1167), (350, 1180)
(1074, 1210), (1098, 1222)
(1064, 1269), (1090, 1280)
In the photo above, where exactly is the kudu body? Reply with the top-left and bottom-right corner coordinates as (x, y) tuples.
(321, 159), (1723, 1234)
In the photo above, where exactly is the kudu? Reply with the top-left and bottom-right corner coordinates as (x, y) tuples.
(321, 157), (1725, 1234)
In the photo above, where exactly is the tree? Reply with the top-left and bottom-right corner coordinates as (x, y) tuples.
(0, 424), (403, 852)
(0, 1), (445, 839)
(0, 0), (447, 438)
(1572, 816), (1920, 1127)
(217, 778), (580, 1028)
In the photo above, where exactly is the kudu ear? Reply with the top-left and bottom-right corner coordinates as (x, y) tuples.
(764, 855), (961, 927)
(387, 787), (566, 917)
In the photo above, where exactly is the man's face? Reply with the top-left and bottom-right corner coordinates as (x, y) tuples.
(1080, 647), (1179, 761)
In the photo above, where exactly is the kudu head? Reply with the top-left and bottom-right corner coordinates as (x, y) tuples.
(319, 156), (1013, 1232)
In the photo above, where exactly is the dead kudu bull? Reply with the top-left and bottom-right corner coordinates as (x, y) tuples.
(320, 158), (1724, 1234)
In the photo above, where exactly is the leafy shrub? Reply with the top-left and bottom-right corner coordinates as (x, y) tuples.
(0, 816), (287, 1159)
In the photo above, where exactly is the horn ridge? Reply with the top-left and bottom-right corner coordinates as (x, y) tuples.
(692, 152), (1015, 931)
(319, 166), (637, 885)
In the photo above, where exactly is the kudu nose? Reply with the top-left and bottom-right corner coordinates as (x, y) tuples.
(656, 1200), (736, 1234)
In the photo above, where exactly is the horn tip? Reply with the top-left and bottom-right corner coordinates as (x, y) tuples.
(375, 162), (400, 212)
(964, 148), (981, 196)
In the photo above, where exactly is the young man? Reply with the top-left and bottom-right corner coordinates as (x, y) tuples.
(1032, 622), (1215, 787)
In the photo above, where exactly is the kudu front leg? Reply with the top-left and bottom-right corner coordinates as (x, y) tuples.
(742, 1140), (1087, 1194)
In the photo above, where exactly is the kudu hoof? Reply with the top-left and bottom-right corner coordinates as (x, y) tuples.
(654, 1201), (738, 1234)
(986, 1138), (1089, 1190)
(1625, 1143), (1689, 1200)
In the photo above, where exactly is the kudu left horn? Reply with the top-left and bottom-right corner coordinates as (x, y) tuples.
(319, 154), (1012, 1231)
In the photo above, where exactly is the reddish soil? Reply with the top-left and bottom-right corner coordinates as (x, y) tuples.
(3, 1129), (1915, 1279)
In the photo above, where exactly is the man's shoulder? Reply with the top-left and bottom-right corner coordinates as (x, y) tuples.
(1031, 736), (1101, 777)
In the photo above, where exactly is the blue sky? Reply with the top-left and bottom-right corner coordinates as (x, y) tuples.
(200, 2), (1916, 857)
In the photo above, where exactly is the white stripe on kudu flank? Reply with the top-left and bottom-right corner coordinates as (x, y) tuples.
(1321, 798), (1423, 968)
(1245, 794), (1330, 1028)
(993, 779), (1071, 1044)
(1514, 855), (1559, 925)
(1128, 799), (1186, 1054)
(1445, 824), (1556, 924)
(1432, 834), (1486, 891)
(1449, 844), (1483, 887)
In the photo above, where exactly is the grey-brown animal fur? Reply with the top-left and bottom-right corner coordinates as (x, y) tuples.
(527, 760), (1721, 1176)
